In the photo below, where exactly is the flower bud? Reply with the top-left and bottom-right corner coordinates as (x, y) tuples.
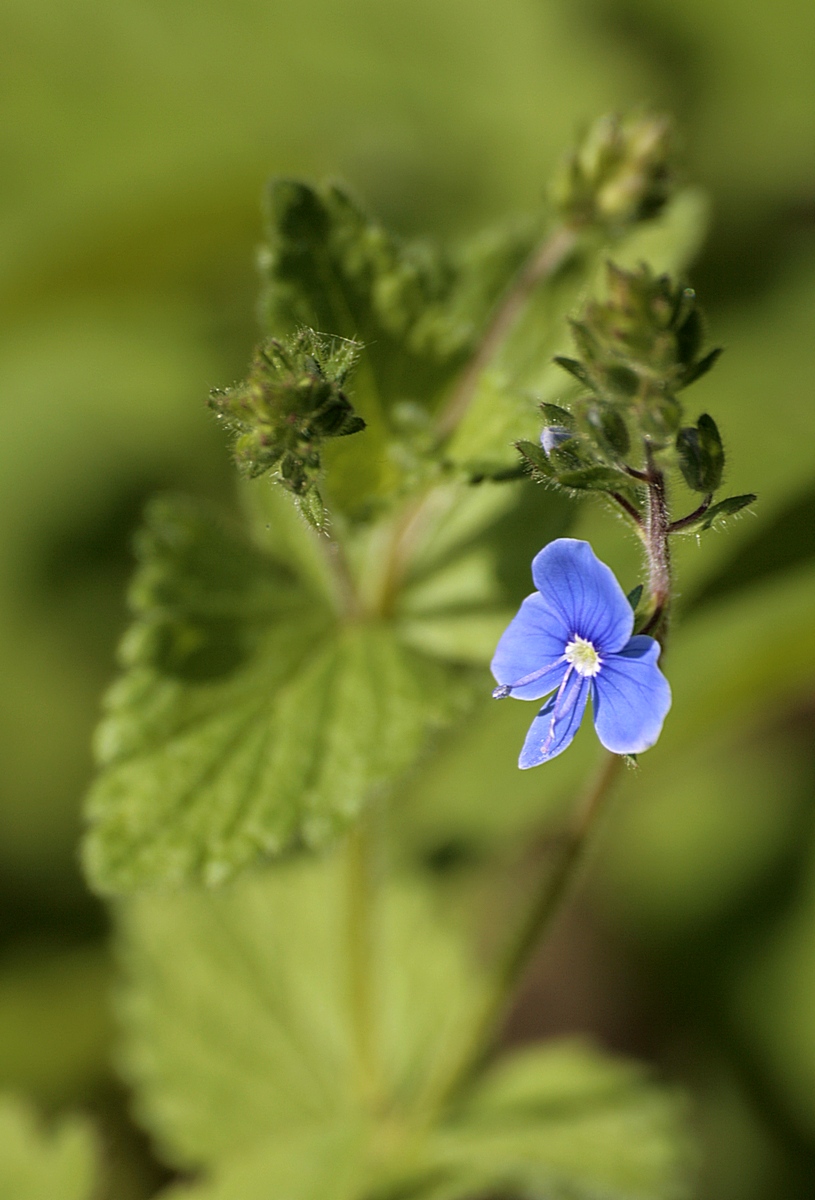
(556, 264), (722, 448)
(552, 113), (673, 232)
(582, 403), (630, 458)
(209, 328), (365, 524)
(541, 425), (573, 455)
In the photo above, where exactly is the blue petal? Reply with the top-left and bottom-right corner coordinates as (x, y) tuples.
(530, 539), (633, 655)
(591, 635), (671, 755)
(541, 425), (572, 455)
(519, 673), (590, 768)
(491, 593), (569, 700)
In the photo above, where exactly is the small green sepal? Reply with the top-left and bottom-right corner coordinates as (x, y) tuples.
(552, 356), (592, 388)
(676, 413), (724, 493)
(680, 346), (722, 389)
(539, 401), (576, 428)
(626, 584), (644, 611)
(583, 403), (631, 457)
(515, 439), (555, 480)
(555, 465), (634, 493)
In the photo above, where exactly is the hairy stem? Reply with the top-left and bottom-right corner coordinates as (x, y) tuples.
(424, 751), (624, 1116)
(435, 224), (578, 439)
(641, 445), (671, 642)
(609, 491), (645, 528)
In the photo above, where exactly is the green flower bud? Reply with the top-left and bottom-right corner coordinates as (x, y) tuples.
(556, 264), (722, 449)
(552, 113), (673, 232)
(582, 403), (630, 458)
(209, 328), (365, 524)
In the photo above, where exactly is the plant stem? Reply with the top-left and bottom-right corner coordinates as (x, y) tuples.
(346, 818), (379, 1107)
(425, 750), (624, 1116)
(641, 445), (671, 643)
(668, 493), (712, 532)
(609, 491), (645, 528)
(435, 224), (578, 440)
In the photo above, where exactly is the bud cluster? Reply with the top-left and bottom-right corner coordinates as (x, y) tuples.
(517, 263), (755, 536)
(551, 113), (673, 232)
(208, 329), (365, 524)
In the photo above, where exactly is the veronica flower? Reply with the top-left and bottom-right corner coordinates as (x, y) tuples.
(491, 538), (671, 768)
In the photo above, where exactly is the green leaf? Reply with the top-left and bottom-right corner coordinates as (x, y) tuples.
(0, 1096), (96, 1200)
(258, 181), (534, 515)
(117, 857), (488, 1170)
(83, 496), (466, 892)
(555, 466), (634, 493)
(552, 355), (593, 387)
(421, 1041), (692, 1200)
(674, 493), (757, 536)
(157, 1122), (371, 1200)
(515, 439), (555, 479)
(120, 865), (689, 1200)
(261, 181), (532, 416)
(627, 584), (644, 611)
(678, 346), (722, 389)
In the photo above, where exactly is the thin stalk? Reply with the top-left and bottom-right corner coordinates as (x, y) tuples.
(669, 493), (712, 533)
(422, 751), (623, 1117)
(609, 491), (645, 528)
(346, 819), (379, 1108)
(435, 224), (578, 440)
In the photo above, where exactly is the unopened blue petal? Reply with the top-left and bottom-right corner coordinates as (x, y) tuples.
(519, 674), (590, 768)
(541, 425), (572, 455)
(591, 635), (671, 755)
(491, 593), (570, 700)
(530, 539), (633, 654)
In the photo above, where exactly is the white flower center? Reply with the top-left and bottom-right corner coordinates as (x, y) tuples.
(564, 635), (602, 677)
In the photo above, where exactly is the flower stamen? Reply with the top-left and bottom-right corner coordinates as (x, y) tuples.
(492, 655), (567, 699)
(564, 635), (602, 677)
(540, 666), (582, 755)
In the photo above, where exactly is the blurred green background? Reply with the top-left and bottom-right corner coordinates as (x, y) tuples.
(2, 1), (815, 1196)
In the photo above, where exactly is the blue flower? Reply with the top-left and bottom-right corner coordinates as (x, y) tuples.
(540, 425), (573, 455)
(491, 538), (671, 768)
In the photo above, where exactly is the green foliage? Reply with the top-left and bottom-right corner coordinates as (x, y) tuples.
(7, 0), (815, 1194)
(422, 1042), (692, 1200)
(258, 179), (535, 515)
(117, 857), (487, 1166)
(446, 188), (709, 476)
(118, 862), (689, 1200)
(68, 100), (745, 1198)
(83, 496), (469, 892)
(0, 1096), (96, 1200)
(209, 329), (365, 529)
